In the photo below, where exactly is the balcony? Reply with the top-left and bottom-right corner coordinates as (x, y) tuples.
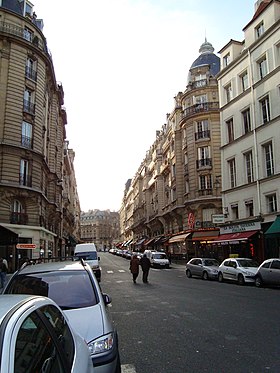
(196, 158), (212, 169)
(195, 130), (210, 141)
(192, 79), (207, 88)
(198, 189), (213, 197)
(10, 212), (28, 225)
(183, 102), (219, 118)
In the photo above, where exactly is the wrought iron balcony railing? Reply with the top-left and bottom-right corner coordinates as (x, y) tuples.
(195, 130), (210, 141)
(23, 99), (35, 114)
(183, 102), (219, 118)
(10, 212), (28, 225)
(196, 158), (212, 169)
(19, 173), (32, 187)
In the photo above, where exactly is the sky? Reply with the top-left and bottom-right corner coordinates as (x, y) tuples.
(33, 0), (256, 212)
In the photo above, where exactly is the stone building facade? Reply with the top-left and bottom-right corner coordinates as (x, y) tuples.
(80, 210), (120, 251)
(0, 1), (80, 270)
(120, 40), (223, 258)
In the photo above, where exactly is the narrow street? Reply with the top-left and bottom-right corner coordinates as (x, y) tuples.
(99, 252), (280, 373)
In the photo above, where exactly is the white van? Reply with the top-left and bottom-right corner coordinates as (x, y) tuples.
(144, 250), (170, 268)
(74, 243), (101, 281)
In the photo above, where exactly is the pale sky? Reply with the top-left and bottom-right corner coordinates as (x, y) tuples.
(33, 0), (256, 212)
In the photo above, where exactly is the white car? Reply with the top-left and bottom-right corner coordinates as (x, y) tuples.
(0, 294), (94, 373)
(218, 258), (259, 285)
(4, 260), (121, 373)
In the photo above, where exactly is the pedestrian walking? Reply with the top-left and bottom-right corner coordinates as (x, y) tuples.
(130, 254), (140, 283)
(140, 254), (151, 283)
(0, 258), (8, 289)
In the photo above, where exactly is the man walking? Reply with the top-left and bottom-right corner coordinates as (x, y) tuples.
(140, 254), (151, 283)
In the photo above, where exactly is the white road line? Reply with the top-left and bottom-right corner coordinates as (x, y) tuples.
(121, 364), (137, 373)
(107, 270), (114, 273)
(119, 269), (126, 272)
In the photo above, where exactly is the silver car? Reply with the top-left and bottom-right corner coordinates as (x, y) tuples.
(4, 260), (121, 373)
(0, 294), (95, 373)
(218, 257), (259, 285)
(186, 258), (220, 280)
(255, 258), (280, 287)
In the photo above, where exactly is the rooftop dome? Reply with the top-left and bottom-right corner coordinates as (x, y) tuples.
(188, 39), (220, 82)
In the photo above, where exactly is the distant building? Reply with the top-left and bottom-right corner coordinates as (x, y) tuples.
(80, 210), (120, 250)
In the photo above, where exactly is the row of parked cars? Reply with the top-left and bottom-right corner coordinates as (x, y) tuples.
(0, 245), (121, 373)
(186, 257), (280, 287)
(109, 248), (170, 268)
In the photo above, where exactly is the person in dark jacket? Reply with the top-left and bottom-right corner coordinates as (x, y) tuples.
(130, 254), (140, 283)
(140, 254), (151, 283)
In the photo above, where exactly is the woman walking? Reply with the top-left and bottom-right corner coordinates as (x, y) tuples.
(130, 254), (140, 283)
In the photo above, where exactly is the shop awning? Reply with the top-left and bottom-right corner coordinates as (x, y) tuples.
(211, 230), (259, 244)
(0, 225), (18, 245)
(169, 233), (191, 243)
(191, 230), (220, 241)
(124, 239), (133, 246)
(135, 238), (146, 245)
(265, 215), (280, 235)
(144, 238), (156, 246)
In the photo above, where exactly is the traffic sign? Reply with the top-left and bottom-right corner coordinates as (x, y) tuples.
(16, 244), (37, 249)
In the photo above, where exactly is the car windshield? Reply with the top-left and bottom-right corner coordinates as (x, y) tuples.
(5, 270), (98, 309)
(237, 259), (259, 268)
(153, 254), (167, 259)
(74, 251), (97, 260)
(204, 259), (219, 266)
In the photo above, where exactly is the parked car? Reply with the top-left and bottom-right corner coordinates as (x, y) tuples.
(0, 294), (95, 373)
(218, 258), (259, 285)
(3, 260), (121, 373)
(186, 258), (220, 280)
(144, 250), (170, 268)
(254, 258), (280, 287)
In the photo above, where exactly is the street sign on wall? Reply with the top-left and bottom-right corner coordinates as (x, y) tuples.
(16, 244), (37, 249)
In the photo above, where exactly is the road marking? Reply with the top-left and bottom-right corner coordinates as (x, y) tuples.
(121, 364), (137, 373)
(119, 269), (126, 272)
(107, 270), (114, 273)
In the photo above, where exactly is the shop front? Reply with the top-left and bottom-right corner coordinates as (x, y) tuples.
(210, 222), (263, 263)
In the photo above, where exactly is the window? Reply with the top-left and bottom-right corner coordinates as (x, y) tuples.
(226, 118), (234, 143)
(266, 194), (277, 213)
(197, 146), (211, 167)
(23, 88), (35, 114)
(244, 151), (254, 183)
(231, 204), (239, 219)
(194, 73), (207, 87)
(195, 120), (210, 140)
(223, 53), (230, 67)
(245, 200), (254, 217)
(171, 187), (176, 202)
(242, 108), (251, 134)
(26, 57), (37, 81)
(263, 142), (274, 177)
(258, 56), (268, 79)
(21, 121), (33, 148)
(255, 21), (264, 38)
(228, 158), (236, 188)
(260, 96), (270, 124)
(11, 199), (27, 224)
(194, 94), (207, 104)
(225, 83), (232, 103)
(199, 175), (212, 190)
(240, 71), (249, 92)
(23, 27), (33, 41)
(20, 159), (31, 186)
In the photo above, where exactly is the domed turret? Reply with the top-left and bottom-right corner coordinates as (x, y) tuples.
(187, 39), (220, 82)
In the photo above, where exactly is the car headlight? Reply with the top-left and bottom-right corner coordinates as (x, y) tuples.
(88, 333), (114, 355)
(242, 270), (255, 276)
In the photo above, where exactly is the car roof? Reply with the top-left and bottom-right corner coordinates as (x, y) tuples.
(15, 260), (89, 275)
(0, 294), (53, 320)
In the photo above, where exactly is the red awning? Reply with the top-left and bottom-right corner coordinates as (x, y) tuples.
(211, 230), (259, 244)
(191, 230), (219, 241)
(144, 238), (156, 246)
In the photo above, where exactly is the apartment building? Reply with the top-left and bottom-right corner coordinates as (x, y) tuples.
(217, 0), (280, 260)
(0, 1), (80, 270)
(121, 40), (223, 258)
(80, 210), (120, 251)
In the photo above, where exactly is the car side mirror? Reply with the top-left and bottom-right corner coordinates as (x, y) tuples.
(102, 293), (111, 306)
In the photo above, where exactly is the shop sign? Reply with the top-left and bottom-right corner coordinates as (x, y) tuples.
(16, 244), (37, 249)
(212, 214), (225, 224)
(220, 221), (261, 234)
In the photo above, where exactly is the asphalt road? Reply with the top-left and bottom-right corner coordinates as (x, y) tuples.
(99, 252), (280, 373)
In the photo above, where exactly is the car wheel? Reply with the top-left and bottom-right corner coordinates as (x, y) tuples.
(255, 276), (262, 288)
(186, 269), (192, 278)
(237, 274), (245, 285)
(202, 271), (209, 280)
(218, 272), (223, 282)
(114, 352), (121, 373)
